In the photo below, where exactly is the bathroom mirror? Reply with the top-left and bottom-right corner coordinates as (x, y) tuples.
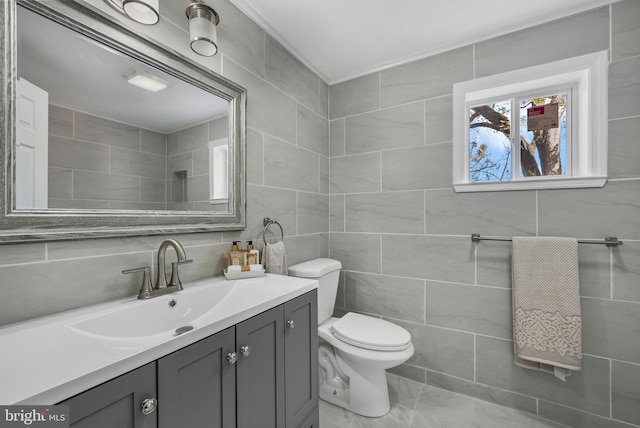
(0, 0), (247, 242)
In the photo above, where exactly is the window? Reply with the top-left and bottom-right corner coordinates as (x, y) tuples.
(453, 51), (608, 192)
(209, 138), (229, 203)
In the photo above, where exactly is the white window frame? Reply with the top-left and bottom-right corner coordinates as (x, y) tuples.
(452, 50), (608, 192)
(209, 138), (229, 203)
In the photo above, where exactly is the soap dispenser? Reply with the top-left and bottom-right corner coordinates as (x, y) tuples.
(228, 241), (243, 266)
(244, 241), (260, 265)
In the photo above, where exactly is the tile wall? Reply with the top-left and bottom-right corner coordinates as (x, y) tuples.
(328, 2), (640, 427)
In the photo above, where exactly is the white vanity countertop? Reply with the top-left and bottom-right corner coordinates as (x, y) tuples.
(0, 274), (318, 405)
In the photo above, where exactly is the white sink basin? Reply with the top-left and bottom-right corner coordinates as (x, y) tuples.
(69, 280), (236, 344)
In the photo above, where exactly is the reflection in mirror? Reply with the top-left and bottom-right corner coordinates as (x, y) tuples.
(16, 5), (229, 212)
(0, 0), (246, 242)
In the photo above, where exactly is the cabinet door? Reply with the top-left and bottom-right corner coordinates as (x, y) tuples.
(157, 327), (236, 428)
(236, 305), (285, 428)
(284, 291), (318, 428)
(296, 407), (319, 428)
(61, 362), (157, 428)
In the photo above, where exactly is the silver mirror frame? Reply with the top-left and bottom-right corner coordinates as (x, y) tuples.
(0, 0), (246, 243)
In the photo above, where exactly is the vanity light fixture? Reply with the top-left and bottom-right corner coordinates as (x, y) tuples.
(126, 71), (168, 92)
(104, 0), (159, 25)
(186, 1), (220, 57)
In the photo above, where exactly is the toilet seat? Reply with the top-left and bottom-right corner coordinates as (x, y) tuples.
(330, 313), (411, 352)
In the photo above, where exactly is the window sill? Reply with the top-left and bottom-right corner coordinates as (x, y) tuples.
(453, 177), (607, 192)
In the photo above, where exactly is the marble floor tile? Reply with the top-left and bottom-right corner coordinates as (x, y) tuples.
(318, 374), (573, 428)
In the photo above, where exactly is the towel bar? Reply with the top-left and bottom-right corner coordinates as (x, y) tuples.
(263, 217), (284, 244)
(471, 233), (623, 248)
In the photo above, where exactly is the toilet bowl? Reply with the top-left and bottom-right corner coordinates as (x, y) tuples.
(288, 258), (414, 418)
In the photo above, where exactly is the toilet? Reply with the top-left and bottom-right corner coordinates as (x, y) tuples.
(288, 258), (414, 418)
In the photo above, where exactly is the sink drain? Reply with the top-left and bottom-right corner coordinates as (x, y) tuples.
(175, 326), (194, 336)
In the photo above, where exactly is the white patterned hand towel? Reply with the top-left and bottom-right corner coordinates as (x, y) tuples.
(264, 241), (288, 275)
(512, 236), (582, 381)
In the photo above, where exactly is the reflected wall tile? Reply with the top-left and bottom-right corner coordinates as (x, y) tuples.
(74, 112), (139, 150)
(475, 7), (609, 77)
(612, 0), (640, 61)
(425, 188), (536, 236)
(329, 119), (345, 157)
(266, 35), (325, 117)
(477, 242), (512, 288)
(538, 181), (640, 240)
(345, 102), (424, 154)
(178, 122), (208, 153)
(613, 241), (640, 302)
(382, 235), (474, 284)
(329, 195), (345, 232)
(141, 129), (166, 156)
(140, 178), (166, 203)
(425, 95), (453, 145)
(224, 58), (297, 143)
(400, 322), (475, 380)
(192, 148), (209, 176)
(208, 117), (229, 141)
(330, 152), (381, 194)
(426, 281), (512, 339)
(380, 46), (473, 107)
(187, 175), (209, 202)
(612, 360), (640, 425)
(246, 128), (264, 185)
(264, 136), (319, 192)
(298, 192), (329, 235)
(298, 104), (328, 156)
(48, 167), (73, 200)
(538, 400), (635, 428)
(329, 233), (380, 273)
(345, 271), (425, 323)
(329, 73), (379, 119)
(609, 55), (640, 120)
(73, 171), (139, 201)
(382, 144), (452, 191)
(110, 148), (167, 180)
(345, 191), (424, 234)
(476, 336), (611, 416)
(167, 152), (192, 177)
(581, 297), (640, 364)
(49, 105), (73, 138)
(49, 136), (109, 173)
(609, 117), (640, 179)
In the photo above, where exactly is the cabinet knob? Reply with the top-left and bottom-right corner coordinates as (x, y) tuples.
(226, 352), (238, 365)
(287, 320), (295, 329)
(141, 397), (158, 415)
(240, 345), (250, 357)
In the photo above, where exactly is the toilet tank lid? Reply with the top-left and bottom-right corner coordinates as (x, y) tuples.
(288, 258), (342, 278)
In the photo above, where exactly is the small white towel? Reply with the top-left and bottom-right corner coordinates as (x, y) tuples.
(512, 236), (582, 381)
(264, 241), (288, 275)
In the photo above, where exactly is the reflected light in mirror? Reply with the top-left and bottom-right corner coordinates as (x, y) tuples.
(126, 71), (168, 92)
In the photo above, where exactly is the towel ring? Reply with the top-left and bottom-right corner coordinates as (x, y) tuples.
(262, 217), (284, 244)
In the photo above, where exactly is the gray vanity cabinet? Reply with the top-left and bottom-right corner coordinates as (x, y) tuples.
(61, 362), (157, 428)
(157, 326), (236, 428)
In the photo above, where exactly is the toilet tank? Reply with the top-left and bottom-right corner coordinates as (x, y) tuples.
(288, 258), (342, 325)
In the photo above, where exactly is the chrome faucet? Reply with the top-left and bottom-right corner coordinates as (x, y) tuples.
(123, 239), (193, 299)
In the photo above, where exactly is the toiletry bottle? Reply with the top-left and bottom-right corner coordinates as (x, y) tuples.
(244, 240), (260, 265)
(228, 241), (243, 266)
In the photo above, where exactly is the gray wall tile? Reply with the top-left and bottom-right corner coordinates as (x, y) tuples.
(345, 102), (424, 154)
(345, 191), (424, 234)
(329, 119), (345, 157)
(612, 360), (640, 425)
(264, 136), (319, 192)
(73, 171), (140, 201)
(538, 400), (635, 428)
(110, 148), (167, 180)
(297, 192), (329, 235)
(612, 0), (640, 61)
(475, 7), (609, 77)
(49, 136), (109, 172)
(382, 144), (453, 191)
(381, 47), (473, 107)
(298, 104), (328, 156)
(246, 128), (264, 185)
(329, 195), (344, 232)
(426, 281), (512, 339)
(476, 336), (611, 416)
(345, 271), (425, 323)
(329, 73), (379, 119)
(48, 167), (73, 200)
(613, 241), (640, 302)
(425, 95), (453, 145)
(609, 55), (640, 120)
(476, 242), (512, 288)
(609, 117), (640, 179)
(49, 105), (73, 138)
(330, 152), (380, 194)
(141, 129), (166, 156)
(329, 233), (381, 274)
(74, 111), (140, 150)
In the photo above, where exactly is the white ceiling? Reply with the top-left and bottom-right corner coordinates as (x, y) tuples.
(229, 0), (620, 84)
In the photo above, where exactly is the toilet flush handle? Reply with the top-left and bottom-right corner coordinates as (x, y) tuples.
(287, 320), (295, 329)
